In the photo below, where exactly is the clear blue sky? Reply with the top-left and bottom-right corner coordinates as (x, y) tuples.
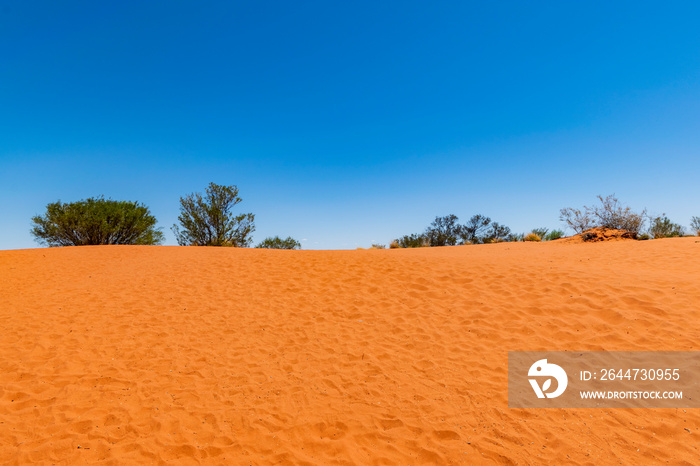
(1, 1), (699, 249)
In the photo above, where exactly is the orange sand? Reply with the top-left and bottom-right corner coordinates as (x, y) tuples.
(1, 240), (699, 464)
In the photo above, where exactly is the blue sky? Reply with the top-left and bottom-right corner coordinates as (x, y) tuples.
(1, 1), (699, 249)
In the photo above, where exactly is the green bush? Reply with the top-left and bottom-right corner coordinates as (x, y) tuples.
(691, 216), (700, 236)
(638, 233), (651, 241)
(425, 215), (461, 246)
(507, 233), (524, 242)
(484, 222), (511, 242)
(31, 197), (164, 246)
(460, 214), (491, 244)
(531, 228), (549, 239)
(544, 229), (564, 241)
(256, 236), (301, 249)
(172, 182), (255, 247)
(649, 216), (684, 239)
(396, 233), (429, 248)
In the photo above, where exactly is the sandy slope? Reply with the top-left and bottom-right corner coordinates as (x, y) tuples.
(1, 239), (699, 465)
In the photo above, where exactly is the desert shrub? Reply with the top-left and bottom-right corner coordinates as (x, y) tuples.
(172, 182), (255, 247)
(396, 233), (429, 248)
(389, 240), (400, 249)
(397, 214), (512, 246)
(460, 214), (491, 244)
(31, 197), (164, 246)
(559, 207), (593, 234)
(425, 214), (461, 246)
(524, 233), (541, 242)
(638, 233), (650, 240)
(589, 194), (646, 233)
(544, 229), (564, 241)
(561, 194), (646, 235)
(370, 243), (386, 249)
(531, 228), (549, 239)
(507, 233), (524, 242)
(691, 216), (700, 236)
(649, 216), (684, 239)
(484, 222), (511, 242)
(256, 236), (301, 249)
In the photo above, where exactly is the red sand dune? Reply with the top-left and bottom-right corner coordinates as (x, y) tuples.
(1, 239), (699, 464)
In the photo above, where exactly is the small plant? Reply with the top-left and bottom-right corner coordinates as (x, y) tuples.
(524, 233), (541, 242)
(507, 233), (524, 242)
(531, 228), (549, 239)
(31, 197), (164, 246)
(389, 240), (400, 249)
(649, 216), (684, 239)
(544, 229), (564, 241)
(424, 215), (461, 246)
(485, 222), (511, 242)
(561, 194), (647, 235)
(396, 233), (430, 248)
(370, 243), (386, 249)
(638, 233), (650, 241)
(559, 207), (593, 234)
(173, 182), (255, 247)
(691, 216), (700, 236)
(460, 214), (491, 244)
(256, 236), (301, 249)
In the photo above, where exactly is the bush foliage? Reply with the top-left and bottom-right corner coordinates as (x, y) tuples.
(256, 236), (301, 249)
(544, 229), (564, 241)
(561, 194), (646, 235)
(31, 197), (164, 246)
(393, 214), (512, 247)
(649, 216), (684, 239)
(172, 182), (255, 247)
(460, 214), (491, 244)
(425, 215), (462, 247)
(396, 233), (430, 248)
(690, 216), (700, 236)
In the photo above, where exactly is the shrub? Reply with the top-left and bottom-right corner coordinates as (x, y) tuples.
(649, 216), (684, 239)
(172, 182), (255, 247)
(590, 194), (646, 233)
(691, 216), (700, 236)
(397, 214), (512, 246)
(531, 228), (549, 239)
(389, 240), (400, 249)
(31, 197), (164, 247)
(370, 243), (386, 249)
(544, 229), (564, 241)
(396, 233), (429, 248)
(256, 236), (301, 249)
(561, 194), (646, 235)
(638, 233), (650, 241)
(425, 215), (461, 246)
(524, 233), (541, 242)
(460, 214), (491, 244)
(507, 233), (524, 242)
(485, 222), (511, 242)
(559, 207), (593, 234)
